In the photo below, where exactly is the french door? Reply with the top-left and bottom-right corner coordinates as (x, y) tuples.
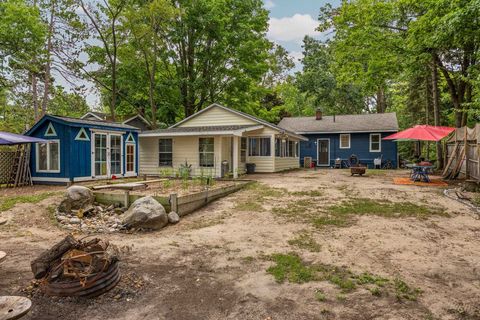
(92, 132), (123, 178)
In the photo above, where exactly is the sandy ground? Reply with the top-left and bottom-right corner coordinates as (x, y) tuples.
(1, 169), (479, 320)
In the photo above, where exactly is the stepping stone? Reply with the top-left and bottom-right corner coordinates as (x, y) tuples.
(0, 296), (32, 320)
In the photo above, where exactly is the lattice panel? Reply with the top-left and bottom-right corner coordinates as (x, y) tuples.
(0, 150), (16, 184)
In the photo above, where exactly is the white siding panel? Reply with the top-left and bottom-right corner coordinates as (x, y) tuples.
(178, 106), (257, 127)
(275, 157), (300, 171)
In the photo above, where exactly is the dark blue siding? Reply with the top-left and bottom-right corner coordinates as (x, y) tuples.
(27, 115), (139, 183)
(300, 132), (397, 168)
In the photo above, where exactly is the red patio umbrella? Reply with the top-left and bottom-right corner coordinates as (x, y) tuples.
(383, 125), (455, 141)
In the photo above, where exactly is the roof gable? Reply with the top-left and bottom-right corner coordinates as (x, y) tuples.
(278, 113), (399, 134)
(173, 104), (258, 128)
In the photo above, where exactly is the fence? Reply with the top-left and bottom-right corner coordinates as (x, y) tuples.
(0, 149), (16, 184)
(444, 124), (479, 181)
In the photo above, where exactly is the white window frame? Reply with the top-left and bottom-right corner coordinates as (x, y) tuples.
(159, 138), (173, 167)
(44, 122), (57, 137)
(36, 140), (61, 173)
(240, 137), (247, 163)
(339, 134), (351, 149)
(369, 133), (382, 152)
(248, 136), (271, 157)
(125, 142), (136, 174)
(199, 137), (215, 168)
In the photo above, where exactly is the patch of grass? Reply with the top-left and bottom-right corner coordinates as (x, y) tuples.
(315, 289), (327, 302)
(288, 232), (321, 252)
(266, 253), (421, 301)
(188, 218), (224, 230)
(272, 199), (315, 219)
(394, 278), (422, 301)
(0, 192), (58, 212)
(266, 253), (316, 284)
(234, 201), (264, 212)
(242, 256), (255, 264)
(289, 189), (324, 197)
(329, 198), (447, 219)
(46, 205), (59, 226)
(312, 215), (349, 228)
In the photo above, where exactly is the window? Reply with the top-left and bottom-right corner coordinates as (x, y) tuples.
(240, 137), (247, 162)
(199, 137), (214, 167)
(275, 137), (290, 157)
(370, 133), (381, 152)
(110, 135), (122, 175)
(125, 133), (135, 143)
(340, 134), (350, 149)
(36, 140), (60, 172)
(75, 127), (89, 141)
(275, 138), (281, 157)
(126, 144), (135, 172)
(159, 139), (173, 166)
(288, 140), (297, 157)
(248, 137), (271, 156)
(45, 122), (57, 137)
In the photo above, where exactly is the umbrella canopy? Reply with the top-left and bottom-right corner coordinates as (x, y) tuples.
(0, 131), (48, 145)
(383, 125), (455, 142)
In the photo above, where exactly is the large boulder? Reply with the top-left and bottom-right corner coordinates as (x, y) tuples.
(121, 196), (168, 230)
(58, 186), (94, 213)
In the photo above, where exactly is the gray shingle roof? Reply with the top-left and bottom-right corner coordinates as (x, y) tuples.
(278, 113), (399, 133)
(142, 125), (259, 135)
(51, 115), (139, 130)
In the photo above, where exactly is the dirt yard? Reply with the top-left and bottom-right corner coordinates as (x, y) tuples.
(1, 169), (479, 320)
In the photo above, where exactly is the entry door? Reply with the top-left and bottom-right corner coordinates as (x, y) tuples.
(94, 133), (108, 177)
(317, 139), (330, 166)
(92, 133), (123, 178)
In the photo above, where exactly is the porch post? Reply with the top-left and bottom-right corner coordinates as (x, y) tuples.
(233, 135), (239, 179)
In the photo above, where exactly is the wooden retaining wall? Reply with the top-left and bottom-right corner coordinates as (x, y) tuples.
(93, 180), (251, 216)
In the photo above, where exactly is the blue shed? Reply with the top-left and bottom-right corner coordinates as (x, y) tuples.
(278, 111), (399, 168)
(25, 115), (139, 184)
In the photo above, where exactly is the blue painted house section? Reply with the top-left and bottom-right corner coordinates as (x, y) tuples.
(278, 112), (399, 168)
(25, 115), (139, 184)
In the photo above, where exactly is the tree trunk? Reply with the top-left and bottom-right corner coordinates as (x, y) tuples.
(32, 73), (39, 120)
(30, 235), (78, 279)
(431, 59), (443, 169)
(376, 87), (386, 113)
(41, 0), (56, 116)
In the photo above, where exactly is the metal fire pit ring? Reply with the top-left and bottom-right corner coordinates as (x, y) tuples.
(44, 261), (120, 297)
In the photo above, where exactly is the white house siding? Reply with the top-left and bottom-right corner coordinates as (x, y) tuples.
(177, 107), (257, 127)
(274, 157), (299, 171)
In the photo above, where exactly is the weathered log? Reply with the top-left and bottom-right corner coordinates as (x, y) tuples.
(30, 235), (78, 279)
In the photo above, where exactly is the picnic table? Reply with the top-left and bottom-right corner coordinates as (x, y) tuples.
(410, 165), (434, 183)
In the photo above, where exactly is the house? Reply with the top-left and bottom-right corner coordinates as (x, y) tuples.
(278, 110), (399, 168)
(138, 103), (307, 178)
(81, 111), (108, 121)
(122, 114), (152, 131)
(25, 115), (139, 184)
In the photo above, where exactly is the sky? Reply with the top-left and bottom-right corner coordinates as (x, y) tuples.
(265, 0), (340, 70)
(78, 0), (340, 108)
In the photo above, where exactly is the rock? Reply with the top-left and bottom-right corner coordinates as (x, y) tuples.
(168, 212), (180, 224)
(0, 217), (8, 225)
(58, 186), (94, 213)
(69, 217), (81, 224)
(121, 196), (168, 230)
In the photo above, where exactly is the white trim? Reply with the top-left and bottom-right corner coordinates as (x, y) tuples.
(122, 114), (151, 125)
(91, 132), (108, 179)
(32, 177), (70, 183)
(139, 125), (265, 138)
(89, 128), (127, 134)
(36, 140), (61, 173)
(169, 103), (308, 141)
(296, 130), (398, 134)
(75, 127), (90, 141)
(125, 142), (136, 174)
(81, 112), (105, 121)
(316, 138), (330, 166)
(125, 132), (135, 143)
(369, 133), (382, 152)
(339, 134), (351, 149)
(44, 122), (57, 137)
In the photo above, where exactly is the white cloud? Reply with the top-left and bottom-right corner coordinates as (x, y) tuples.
(267, 14), (320, 43)
(264, 0), (275, 9)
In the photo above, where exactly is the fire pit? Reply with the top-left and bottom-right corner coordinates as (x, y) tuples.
(30, 235), (120, 298)
(350, 165), (367, 176)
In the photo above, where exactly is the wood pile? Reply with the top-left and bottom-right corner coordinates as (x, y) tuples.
(30, 235), (121, 297)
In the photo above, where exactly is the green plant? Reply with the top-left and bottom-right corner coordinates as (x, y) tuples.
(266, 253), (316, 284)
(288, 232), (321, 252)
(159, 167), (173, 178)
(394, 278), (421, 301)
(0, 192), (59, 212)
(369, 286), (382, 296)
(315, 289), (327, 302)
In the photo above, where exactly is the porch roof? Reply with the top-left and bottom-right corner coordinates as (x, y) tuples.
(139, 125), (265, 137)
